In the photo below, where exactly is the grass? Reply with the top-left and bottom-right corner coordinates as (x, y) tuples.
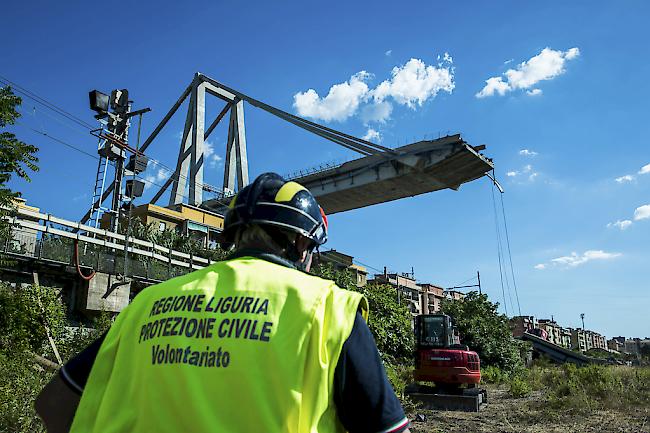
(481, 363), (650, 413)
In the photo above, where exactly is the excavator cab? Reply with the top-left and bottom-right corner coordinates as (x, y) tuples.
(413, 314), (481, 386)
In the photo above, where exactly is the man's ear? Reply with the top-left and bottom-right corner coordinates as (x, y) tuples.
(295, 235), (310, 261)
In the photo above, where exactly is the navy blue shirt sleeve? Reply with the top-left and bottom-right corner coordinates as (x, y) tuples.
(59, 332), (107, 395)
(333, 312), (409, 433)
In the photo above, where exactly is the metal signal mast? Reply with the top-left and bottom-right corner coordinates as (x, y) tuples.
(87, 89), (150, 230)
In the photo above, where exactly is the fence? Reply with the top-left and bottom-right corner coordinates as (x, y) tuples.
(2, 206), (215, 282)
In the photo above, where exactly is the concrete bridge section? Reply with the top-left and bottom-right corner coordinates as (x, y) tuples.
(296, 134), (493, 214)
(519, 332), (606, 366)
(202, 134), (493, 215)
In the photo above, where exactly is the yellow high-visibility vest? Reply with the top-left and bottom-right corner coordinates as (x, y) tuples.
(70, 256), (368, 433)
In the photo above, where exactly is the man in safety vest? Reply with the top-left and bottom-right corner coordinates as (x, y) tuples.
(36, 172), (410, 433)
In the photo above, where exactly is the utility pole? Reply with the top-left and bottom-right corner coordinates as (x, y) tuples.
(446, 270), (483, 296)
(580, 313), (585, 331)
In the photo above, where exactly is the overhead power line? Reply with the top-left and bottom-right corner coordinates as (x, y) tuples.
(14, 123), (201, 204)
(0, 75), (95, 130)
(13, 96), (224, 200)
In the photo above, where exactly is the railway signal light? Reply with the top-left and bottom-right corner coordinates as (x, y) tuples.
(110, 89), (129, 114)
(125, 179), (145, 198)
(89, 90), (109, 113)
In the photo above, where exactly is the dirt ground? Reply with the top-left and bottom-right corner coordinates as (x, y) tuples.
(408, 387), (650, 433)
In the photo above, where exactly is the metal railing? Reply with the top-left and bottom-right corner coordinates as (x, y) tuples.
(2, 207), (216, 282)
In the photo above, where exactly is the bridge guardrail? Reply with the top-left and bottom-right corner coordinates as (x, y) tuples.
(2, 206), (215, 282)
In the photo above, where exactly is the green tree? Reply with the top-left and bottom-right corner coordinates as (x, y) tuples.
(312, 264), (414, 361)
(0, 86), (39, 240)
(0, 283), (111, 432)
(440, 291), (524, 372)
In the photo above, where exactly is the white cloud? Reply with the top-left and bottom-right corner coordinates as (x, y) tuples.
(372, 56), (454, 108)
(294, 55), (455, 125)
(203, 141), (223, 168)
(385, 49), (392, 57)
(639, 163), (650, 175)
(360, 101), (393, 123)
(534, 264), (546, 270)
(526, 89), (543, 96)
(143, 168), (169, 190)
(506, 163), (539, 182)
(504, 59), (514, 65)
(546, 250), (621, 268)
(607, 220), (632, 230)
(565, 47), (580, 60)
(615, 174), (635, 183)
(293, 71), (372, 122)
(476, 77), (510, 98)
(519, 149), (538, 157)
(633, 204), (650, 221)
(362, 128), (381, 142)
(476, 47), (580, 98)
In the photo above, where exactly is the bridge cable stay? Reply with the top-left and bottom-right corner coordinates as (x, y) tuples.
(4, 74), (397, 219)
(197, 75), (396, 156)
(499, 191), (522, 316)
(490, 176), (510, 316)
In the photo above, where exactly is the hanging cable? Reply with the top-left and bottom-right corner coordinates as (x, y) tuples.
(490, 178), (509, 316)
(73, 239), (96, 281)
(499, 190), (522, 316)
(492, 171), (516, 314)
(451, 274), (478, 288)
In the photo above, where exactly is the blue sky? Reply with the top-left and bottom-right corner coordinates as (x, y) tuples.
(3, 0), (649, 338)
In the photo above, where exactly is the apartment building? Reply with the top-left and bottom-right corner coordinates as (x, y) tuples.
(418, 283), (445, 314)
(445, 290), (465, 301)
(586, 330), (607, 351)
(101, 202), (224, 249)
(570, 328), (588, 351)
(569, 328), (606, 352)
(510, 316), (538, 338)
(317, 249), (368, 287)
(371, 271), (422, 316)
(538, 319), (569, 348)
(607, 336), (625, 353)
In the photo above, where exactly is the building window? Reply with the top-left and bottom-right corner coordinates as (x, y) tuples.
(159, 222), (166, 232)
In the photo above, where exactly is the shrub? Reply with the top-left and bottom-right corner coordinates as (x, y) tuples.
(0, 283), (111, 433)
(440, 291), (525, 373)
(508, 375), (532, 397)
(481, 365), (508, 384)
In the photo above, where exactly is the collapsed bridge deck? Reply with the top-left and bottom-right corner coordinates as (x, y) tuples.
(203, 134), (493, 215)
(293, 134), (493, 214)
